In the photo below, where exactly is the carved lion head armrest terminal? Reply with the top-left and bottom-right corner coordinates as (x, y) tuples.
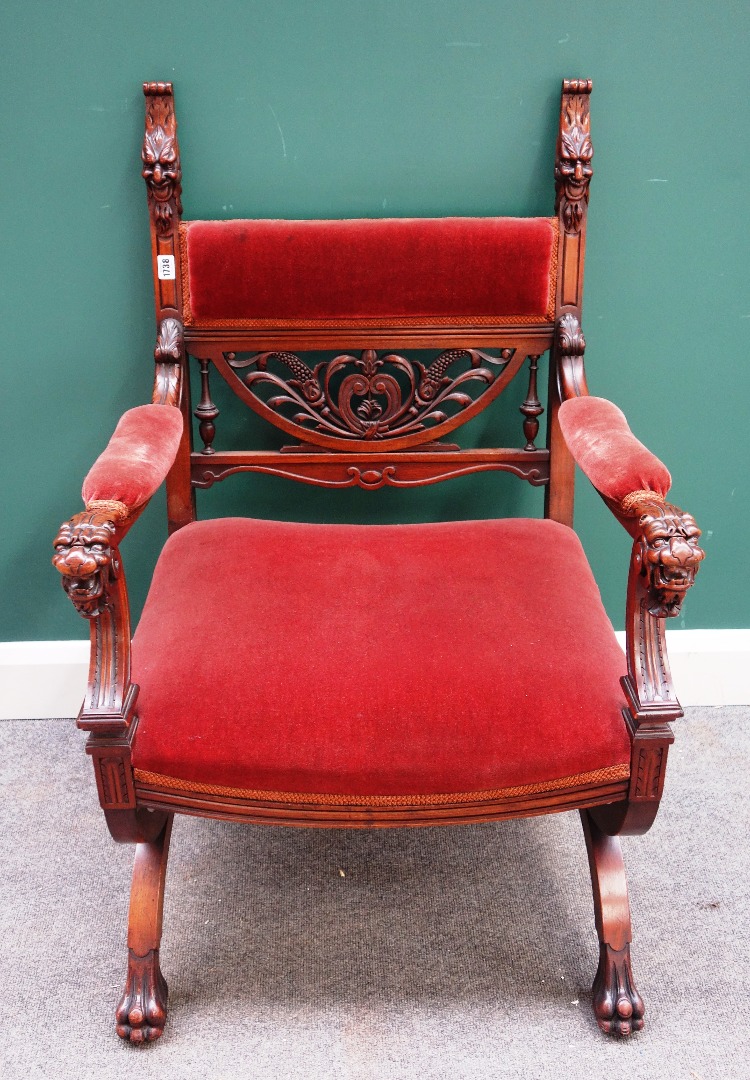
(52, 502), (129, 619)
(620, 490), (705, 618)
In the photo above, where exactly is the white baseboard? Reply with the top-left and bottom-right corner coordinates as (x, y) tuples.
(0, 640), (90, 720)
(614, 629), (750, 707)
(1, 632), (749, 721)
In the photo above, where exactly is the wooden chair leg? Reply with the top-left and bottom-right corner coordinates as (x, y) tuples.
(580, 809), (645, 1036)
(116, 815), (173, 1043)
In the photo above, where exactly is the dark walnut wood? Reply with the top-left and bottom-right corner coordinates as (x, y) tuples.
(630, 498), (704, 618)
(142, 82), (195, 534)
(142, 83), (182, 236)
(519, 354), (543, 449)
(590, 495), (704, 837)
(53, 506), (169, 844)
(50, 77), (709, 1041)
(52, 509), (122, 619)
(554, 79), (593, 235)
(135, 771), (629, 828)
(548, 317), (706, 840)
(223, 347), (515, 445)
(555, 312), (588, 400)
(591, 943), (645, 1037)
(194, 358), (219, 453)
(190, 447), (550, 490)
(116, 950), (168, 1044)
(53, 506), (135, 730)
(117, 818), (173, 1043)
(545, 82), (593, 526)
(152, 317), (182, 407)
(212, 346), (526, 453)
(581, 811), (645, 1036)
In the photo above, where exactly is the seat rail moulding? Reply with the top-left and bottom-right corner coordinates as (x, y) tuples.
(134, 776), (629, 828)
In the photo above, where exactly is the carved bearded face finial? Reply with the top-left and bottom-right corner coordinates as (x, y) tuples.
(555, 101), (593, 232)
(52, 517), (116, 618)
(636, 504), (705, 618)
(142, 125), (182, 231)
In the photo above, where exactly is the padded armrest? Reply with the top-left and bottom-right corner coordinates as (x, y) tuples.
(81, 404), (183, 512)
(558, 397), (671, 505)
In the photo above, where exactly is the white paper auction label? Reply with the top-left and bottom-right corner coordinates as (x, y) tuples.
(157, 255), (176, 280)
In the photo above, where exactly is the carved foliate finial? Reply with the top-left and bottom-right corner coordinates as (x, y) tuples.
(556, 313), (587, 399)
(630, 500), (705, 617)
(562, 79), (592, 95)
(555, 85), (593, 234)
(557, 313), (586, 355)
(154, 317), (183, 362)
(151, 318), (183, 407)
(142, 84), (182, 234)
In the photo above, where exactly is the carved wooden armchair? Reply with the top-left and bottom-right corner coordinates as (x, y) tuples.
(53, 80), (704, 1043)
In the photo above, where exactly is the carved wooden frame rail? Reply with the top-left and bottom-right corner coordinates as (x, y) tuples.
(51, 78), (706, 1042)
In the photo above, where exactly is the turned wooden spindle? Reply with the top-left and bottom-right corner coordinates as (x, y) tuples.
(520, 354), (544, 450)
(194, 359), (219, 454)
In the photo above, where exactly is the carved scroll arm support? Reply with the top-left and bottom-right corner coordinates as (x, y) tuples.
(152, 317), (183, 407)
(587, 491), (705, 838)
(53, 399), (183, 696)
(555, 389), (705, 834)
(554, 311), (589, 402)
(615, 492), (705, 714)
(52, 503), (137, 719)
(556, 392), (705, 676)
(52, 398), (183, 843)
(52, 504), (168, 842)
(558, 394), (705, 714)
(53, 503), (169, 844)
(53, 362), (182, 717)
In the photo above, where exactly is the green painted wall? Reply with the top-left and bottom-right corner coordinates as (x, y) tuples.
(2, 0), (747, 641)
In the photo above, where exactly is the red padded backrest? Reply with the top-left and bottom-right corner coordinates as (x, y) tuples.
(180, 217), (558, 327)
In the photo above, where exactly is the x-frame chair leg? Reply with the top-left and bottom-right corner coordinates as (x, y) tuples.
(580, 809), (645, 1036)
(116, 814), (174, 1043)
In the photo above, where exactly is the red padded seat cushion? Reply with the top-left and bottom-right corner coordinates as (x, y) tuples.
(558, 396), (671, 503)
(180, 217), (558, 325)
(131, 518), (629, 799)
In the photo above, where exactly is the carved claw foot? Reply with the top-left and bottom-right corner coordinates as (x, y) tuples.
(592, 942), (645, 1036)
(116, 949), (168, 1043)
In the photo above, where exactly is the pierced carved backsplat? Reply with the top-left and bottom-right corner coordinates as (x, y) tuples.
(228, 347), (513, 439)
(203, 346), (530, 452)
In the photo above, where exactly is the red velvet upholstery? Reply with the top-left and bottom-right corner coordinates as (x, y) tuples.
(558, 396), (671, 503)
(81, 404), (183, 510)
(181, 217), (558, 325)
(131, 517), (629, 799)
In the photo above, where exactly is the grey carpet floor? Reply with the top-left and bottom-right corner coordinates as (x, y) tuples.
(0, 708), (747, 1080)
